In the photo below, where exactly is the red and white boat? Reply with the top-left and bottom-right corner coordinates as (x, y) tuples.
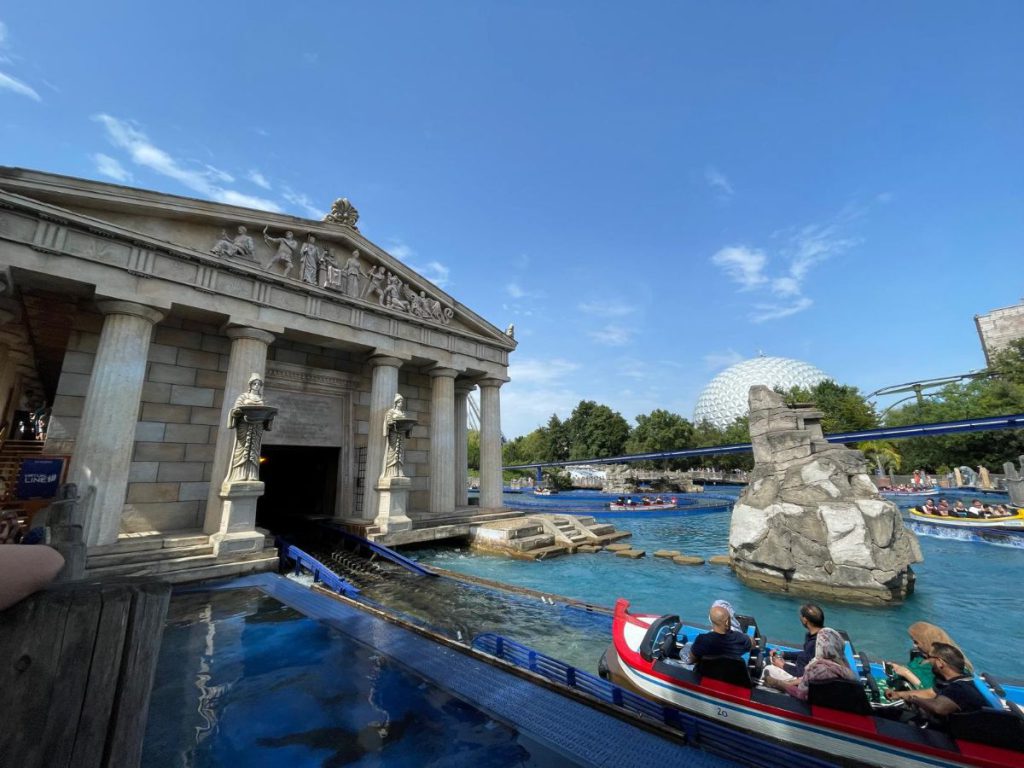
(601, 598), (1024, 768)
(608, 497), (678, 512)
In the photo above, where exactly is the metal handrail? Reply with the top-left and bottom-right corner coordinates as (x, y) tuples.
(277, 539), (361, 596)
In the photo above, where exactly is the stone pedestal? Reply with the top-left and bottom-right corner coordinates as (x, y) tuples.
(213, 481), (267, 555)
(374, 475), (413, 534)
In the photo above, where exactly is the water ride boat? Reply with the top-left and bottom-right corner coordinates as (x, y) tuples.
(600, 598), (1024, 768)
(608, 496), (679, 512)
(907, 506), (1024, 532)
(534, 487), (558, 496)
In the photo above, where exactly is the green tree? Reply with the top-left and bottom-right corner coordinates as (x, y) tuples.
(625, 409), (695, 469)
(563, 400), (631, 459)
(536, 414), (570, 463)
(858, 440), (901, 476)
(467, 429), (480, 470)
(781, 380), (878, 434)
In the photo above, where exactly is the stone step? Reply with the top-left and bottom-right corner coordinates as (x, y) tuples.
(569, 535), (589, 544)
(155, 551), (279, 585)
(505, 524), (546, 540)
(87, 542), (214, 568)
(86, 551), (222, 579)
(588, 524), (616, 536)
(526, 544), (570, 560)
(508, 534), (556, 551)
(90, 530), (208, 556)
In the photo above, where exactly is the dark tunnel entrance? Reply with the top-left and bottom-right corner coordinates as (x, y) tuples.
(256, 445), (339, 533)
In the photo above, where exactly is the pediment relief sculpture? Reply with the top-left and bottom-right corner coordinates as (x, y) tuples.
(323, 197), (360, 230)
(209, 223), (455, 326)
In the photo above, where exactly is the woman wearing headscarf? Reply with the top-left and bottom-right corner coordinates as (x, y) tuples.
(887, 621), (972, 691)
(763, 627), (858, 700)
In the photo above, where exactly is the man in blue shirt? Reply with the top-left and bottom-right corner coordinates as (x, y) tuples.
(762, 603), (823, 685)
(886, 643), (988, 722)
(688, 603), (753, 664)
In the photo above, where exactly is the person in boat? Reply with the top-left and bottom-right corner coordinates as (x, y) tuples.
(920, 498), (938, 515)
(762, 627), (857, 700)
(885, 643), (987, 723)
(711, 598), (742, 632)
(967, 499), (985, 518)
(935, 499), (950, 516)
(762, 603), (824, 684)
(950, 500), (969, 518)
(886, 621), (971, 691)
(687, 602), (753, 665)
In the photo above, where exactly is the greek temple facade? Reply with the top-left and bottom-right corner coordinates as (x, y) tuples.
(0, 167), (514, 579)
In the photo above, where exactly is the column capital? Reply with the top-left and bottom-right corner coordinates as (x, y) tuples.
(454, 380), (477, 395)
(369, 354), (405, 369)
(427, 366), (460, 379)
(224, 326), (276, 345)
(95, 300), (165, 325)
(476, 376), (509, 389)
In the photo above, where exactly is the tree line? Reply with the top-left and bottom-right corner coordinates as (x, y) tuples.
(468, 340), (1024, 479)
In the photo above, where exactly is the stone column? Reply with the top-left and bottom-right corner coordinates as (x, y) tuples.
(453, 381), (474, 507)
(68, 301), (165, 546)
(363, 355), (403, 521)
(428, 367), (458, 515)
(204, 327), (276, 541)
(478, 377), (507, 511)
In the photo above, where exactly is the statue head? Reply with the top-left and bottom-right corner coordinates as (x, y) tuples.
(307, 234), (316, 243)
(393, 393), (404, 408)
(237, 225), (248, 235)
(248, 373), (264, 394)
(285, 230), (294, 238)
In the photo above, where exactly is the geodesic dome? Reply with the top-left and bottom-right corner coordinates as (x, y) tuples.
(693, 355), (830, 429)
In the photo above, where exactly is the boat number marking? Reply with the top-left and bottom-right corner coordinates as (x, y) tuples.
(715, 707), (728, 718)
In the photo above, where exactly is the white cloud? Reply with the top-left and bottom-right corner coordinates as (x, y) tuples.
(386, 240), (451, 288)
(281, 186), (323, 218)
(92, 153), (132, 183)
(508, 357), (580, 385)
(0, 21), (7, 45)
(588, 324), (632, 346)
(93, 114), (281, 211)
(703, 349), (744, 371)
(0, 71), (39, 101)
(751, 297), (813, 323)
(712, 207), (863, 323)
(705, 166), (734, 198)
(578, 299), (635, 317)
(506, 281), (544, 300)
(247, 169), (271, 189)
(711, 245), (767, 290)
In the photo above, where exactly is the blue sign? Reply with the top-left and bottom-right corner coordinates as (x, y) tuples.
(17, 458), (64, 499)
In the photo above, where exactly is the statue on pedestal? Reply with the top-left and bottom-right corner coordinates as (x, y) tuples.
(381, 393), (416, 480)
(225, 374), (278, 484)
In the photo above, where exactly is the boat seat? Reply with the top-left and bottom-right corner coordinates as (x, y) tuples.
(971, 675), (1006, 710)
(948, 705), (1024, 752)
(639, 615), (680, 662)
(698, 655), (754, 689)
(807, 678), (872, 715)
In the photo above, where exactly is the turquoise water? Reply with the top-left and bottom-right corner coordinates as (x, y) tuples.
(142, 588), (577, 767)
(411, 490), (1024, 681)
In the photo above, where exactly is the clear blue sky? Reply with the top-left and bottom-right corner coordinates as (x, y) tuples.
(3, 3), (1022, 437)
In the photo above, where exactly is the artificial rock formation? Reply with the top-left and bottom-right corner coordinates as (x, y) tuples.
(729, 386), (921, 603)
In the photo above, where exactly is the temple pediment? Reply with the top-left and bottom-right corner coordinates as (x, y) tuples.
(0, 167), (515, 361)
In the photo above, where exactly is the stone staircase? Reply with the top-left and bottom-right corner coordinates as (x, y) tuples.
(85, 530), (278, 583)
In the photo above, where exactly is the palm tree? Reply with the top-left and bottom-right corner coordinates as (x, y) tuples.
(858, 440), (902, 478)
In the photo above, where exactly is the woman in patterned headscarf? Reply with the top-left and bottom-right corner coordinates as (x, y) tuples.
(764, 627), (858, 700)
(887, 621), (972, 690)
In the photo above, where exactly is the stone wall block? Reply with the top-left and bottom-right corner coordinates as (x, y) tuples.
(62, 350), (96, 375)
(129, 461), (159, 482)
(134, 421), (166, 442)
(169, 385), (215, 407)
(147, 343), (178, 364)
(121, 501), (201, 533)
(148, 363), (197, 386)
(176, 348), (221, 371)
(127, 482), (180, 503)
(134, 441), (186, 462)
(195, 369), (227, 389)
(200, 334), (231, 354)
(51, 394), (84, 418)
(57, 372), (91, 397)
(164, 423), (211, 444)
(141, 381), (172, 404)
(141, 403), (191, 424)
(185, 443), (215, 462)
(157, 462), (205, 482)
(68, 330), (100, 353)
(189, 406), (221, 426)
(154, 327), (202, 349)
(178, 481), (210, 501)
